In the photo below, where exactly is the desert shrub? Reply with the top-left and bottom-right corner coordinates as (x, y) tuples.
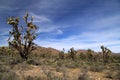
(0, 65), (10, 73)
(105, 70), (116, 79)
(89, 65), (104, 72)
(59, 51), (64, 60)
(104, 63), (120, 79)
(86, 49), (94, 62)
(25, 76), (45, 80)
(25, 76), (34, 80)
(27, 59), (41, 66)
(56, 66), (63, 72)
(46, 71), (63, 80)
(65, 61), (80, 68)
(79, 52), (86, 61)
(112, 54), (120, 63)
(56, 60), (63, 67)
(113, 71), (120, 79)
(0, 47), (11, 55)
(10, 58), (23, 65)
(78, 68), (92, 80)
(10, 62), (32, 70)
(0, 71), (20, 80)
(105, 70), (113, 79)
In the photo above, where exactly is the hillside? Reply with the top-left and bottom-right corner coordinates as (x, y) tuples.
(34, 46), (60, 55)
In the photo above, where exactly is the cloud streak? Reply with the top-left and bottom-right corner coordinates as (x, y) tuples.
(35, 29), (120, 52)
(30, 13), (51, 23)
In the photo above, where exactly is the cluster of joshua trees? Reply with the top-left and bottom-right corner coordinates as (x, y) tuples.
(6, 12), (112, 64)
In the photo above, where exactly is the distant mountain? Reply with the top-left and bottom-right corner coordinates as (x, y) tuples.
(76, 49), (88, 53)
(33, 46), (60, 55)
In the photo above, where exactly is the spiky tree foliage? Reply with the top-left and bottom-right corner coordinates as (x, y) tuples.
(68, 47), (77, 60)
(7, 12), (38, 60)
(101, 45), (112, 64)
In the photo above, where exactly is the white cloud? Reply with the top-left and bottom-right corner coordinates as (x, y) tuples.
(108, 46), (120, 53)
(37, 26), (58, 33)
(34, 30), (120, 53)
(89, 15), (120, 29)
(30, 12), (64, 35)
(29, 12), (64, 35)
(56, 30), (63, 34)
(30, 13), (51, 22)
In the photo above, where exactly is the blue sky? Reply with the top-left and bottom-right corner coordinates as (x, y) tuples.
(0, 0), (120, 52)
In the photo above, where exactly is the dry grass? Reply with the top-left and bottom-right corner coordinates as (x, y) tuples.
(0, 46), (120, 80)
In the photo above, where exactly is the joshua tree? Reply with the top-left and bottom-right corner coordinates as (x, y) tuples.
(68, 47), (77, 60)
(7, 12), (38, 60)
(101, 45), (112, 64)
(59, 48), (65, 59)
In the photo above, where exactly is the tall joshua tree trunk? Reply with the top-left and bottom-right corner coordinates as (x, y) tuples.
(7, 12), (38, 60)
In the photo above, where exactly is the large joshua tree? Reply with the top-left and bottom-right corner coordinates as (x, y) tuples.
(7, 12), (38, 60)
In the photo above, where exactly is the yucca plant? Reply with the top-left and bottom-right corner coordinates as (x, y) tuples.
(68, 47), (77, 60)
(7, 12), (38, 60)
(101, 45), (112, 64)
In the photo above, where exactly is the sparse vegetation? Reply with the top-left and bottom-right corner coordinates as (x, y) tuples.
(0, 45), (120, 80)
(0, 13), (120, 80)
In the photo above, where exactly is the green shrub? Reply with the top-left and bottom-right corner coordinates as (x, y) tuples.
(10, 59), (22, 65)
(27, 59), (41, 66)
(78, 68), (92, 80)
(89, 65), (104, 72)
(0, 71), (20, 80)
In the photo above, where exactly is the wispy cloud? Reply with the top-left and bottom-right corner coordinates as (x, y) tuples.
(33, 12), (120, 53)
(29, 12), (64, 35)
(30, 13), (51, 22)
(56, 30), (63, 35)
(37, 25), (58, 33)
(35, 29), (120, 52)
(87, 15), (120, 30)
